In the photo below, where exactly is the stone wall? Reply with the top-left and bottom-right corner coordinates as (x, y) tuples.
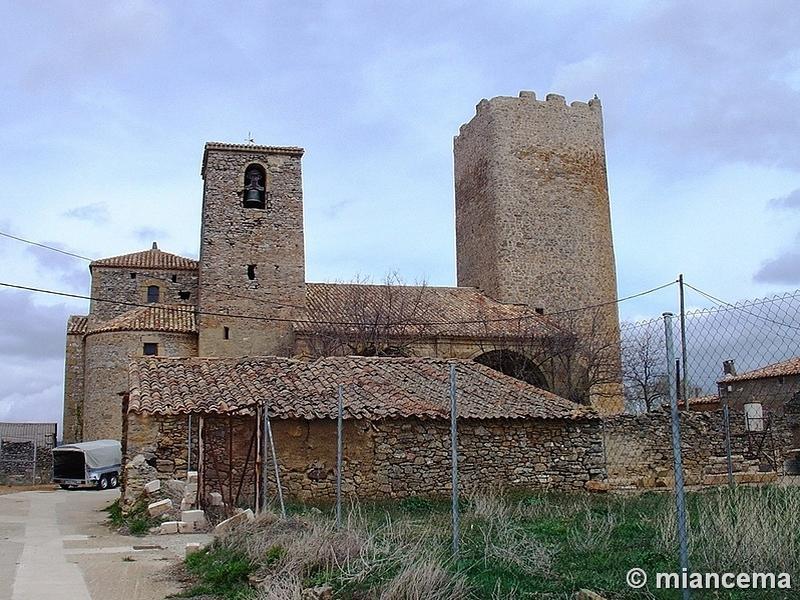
(122, 412), (198, 506)
(198, 144), (306, 358)
(62, 332), (85, 444)
(84, 331), (197, 441)
(89, 266), (198, 322)
(604, 407), (794, 488)
(122, 412), (606, 505)
(0, 440), (53, 485)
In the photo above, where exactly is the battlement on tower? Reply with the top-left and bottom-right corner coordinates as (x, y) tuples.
(458, 91), (602, 137)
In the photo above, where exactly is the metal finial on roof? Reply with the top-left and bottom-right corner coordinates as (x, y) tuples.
(246, 132), (255, 144)
(152, 242), (158, 250)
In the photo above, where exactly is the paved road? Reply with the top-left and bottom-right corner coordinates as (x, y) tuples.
(0, 487), (210, 600)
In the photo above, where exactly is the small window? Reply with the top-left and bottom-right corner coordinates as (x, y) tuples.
(147, 285), (160, 303)
(130, 272), (136, 279)
(223, 326), (230, 340)
(143, 343), (158, 356)
(247, 265), (256, 280)
(179, 291), (191, 300)
(171, 274), (178, 283)
(243, 164), (266, 208)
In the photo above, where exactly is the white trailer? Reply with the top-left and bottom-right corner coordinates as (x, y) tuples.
(52, 440), (121, 490)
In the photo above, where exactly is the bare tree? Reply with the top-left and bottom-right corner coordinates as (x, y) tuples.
(303, 273), (432, 358)
(621, 321), (667, 413)
(474, 308), (622, 406)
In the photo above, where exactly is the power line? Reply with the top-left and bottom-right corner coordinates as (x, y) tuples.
(0, 228), (676, 326)
(0, 231), (94, 261)
(684, 282), (800, 332)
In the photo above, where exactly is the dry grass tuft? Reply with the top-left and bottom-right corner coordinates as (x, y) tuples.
(380, 558), (468, 600)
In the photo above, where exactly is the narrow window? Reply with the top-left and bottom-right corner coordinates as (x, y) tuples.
(171, 274), (178, 283)
(247, 265), (256, 280)
(179, 291), (191, 300)
(147, 285), (160, 303)
(242, 164), (266, 208)
(143, 343), (158, 356)
(130, 272), (136, 279)
(223, 327), (230, 340)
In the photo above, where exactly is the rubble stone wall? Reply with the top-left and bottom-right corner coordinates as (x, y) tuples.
(604, 407), (793, 488)
(122, 412), (606, 504)
(89, 267), (198, 322)
(83, 332), (197, 442)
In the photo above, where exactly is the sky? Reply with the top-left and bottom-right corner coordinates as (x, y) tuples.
(1, 1), (800, 427)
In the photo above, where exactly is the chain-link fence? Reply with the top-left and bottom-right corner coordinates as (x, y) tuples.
(0, 422), (56, 485)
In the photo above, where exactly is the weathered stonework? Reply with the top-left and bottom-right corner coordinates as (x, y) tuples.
(122, 413), (606, 504)
(83, 332), (197, 441)
(198, 144), (306, 358)
(604, 408), (793, 488)
(89, 266), (198, 323)
(454, 93), (622, 412)
(62, 328), (86, 444)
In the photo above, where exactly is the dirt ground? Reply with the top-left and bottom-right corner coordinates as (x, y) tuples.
(0, 487), (212, 600)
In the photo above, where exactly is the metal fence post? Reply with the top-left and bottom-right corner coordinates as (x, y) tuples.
(664, 312), (690, 599)
(679, 274), (690, 410)
(450, 363), (460, 557)
(264, 406), (286, 518)
(187, 414), (193, 473)
(336, 384), (344, 529)
(722, 395), (734, 487)
(31, 442), (37, 485)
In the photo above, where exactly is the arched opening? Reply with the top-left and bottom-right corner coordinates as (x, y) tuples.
(474, 349), (549, 389)
(243, 164), (266, 208)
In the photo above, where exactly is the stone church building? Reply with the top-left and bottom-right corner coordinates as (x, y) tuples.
(62, 91), (621, 501)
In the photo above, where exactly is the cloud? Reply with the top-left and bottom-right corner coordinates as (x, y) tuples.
(134, 226), (169, 243)
(754, 252), (800, 285)
(62, 202), (110, 224)
(769, 189), (800, 210)
(26, 246), (90, 292)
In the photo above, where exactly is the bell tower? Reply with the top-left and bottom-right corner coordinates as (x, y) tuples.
(197, 142), (306, 357)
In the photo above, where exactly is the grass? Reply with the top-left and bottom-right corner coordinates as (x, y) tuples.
(104, 497), (162, 536)
(181, 486), (800, 599)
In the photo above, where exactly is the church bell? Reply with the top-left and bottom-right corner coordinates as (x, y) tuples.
(243, 188), (263, 208)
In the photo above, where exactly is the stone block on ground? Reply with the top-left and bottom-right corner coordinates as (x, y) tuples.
(214, 508), (254, 534)
(209, 492), (223, 506)
(584, 480), (609, 493)
(144, 480), (161, 494)
(178, 521), (195, 534)
(186, 471), (198, 484)
(159, 521), (179, 535)
(147, 498), (172, 517)
(181, 509), (206, 524)
(180, 499), (193, 511)
(185, 542), (202, 558)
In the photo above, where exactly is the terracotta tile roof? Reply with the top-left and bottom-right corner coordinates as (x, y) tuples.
(297, 283), (558, 339)
(678, 394), (719, 407)
(67, 315), (88, 335)
(127, 356), (596, 422)
(88, 304), (196, 335)
(90, 244), (198, 271)
(718, 357), (800, 383)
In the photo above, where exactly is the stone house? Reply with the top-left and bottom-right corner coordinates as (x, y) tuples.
(718, 357), (800, 416)
(122, 356), (605, 504)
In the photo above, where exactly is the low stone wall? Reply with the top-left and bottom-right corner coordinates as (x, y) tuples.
(123, 412), (606, 505)
(0, 441), (53, 485)
(603, 407), (793, 488)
